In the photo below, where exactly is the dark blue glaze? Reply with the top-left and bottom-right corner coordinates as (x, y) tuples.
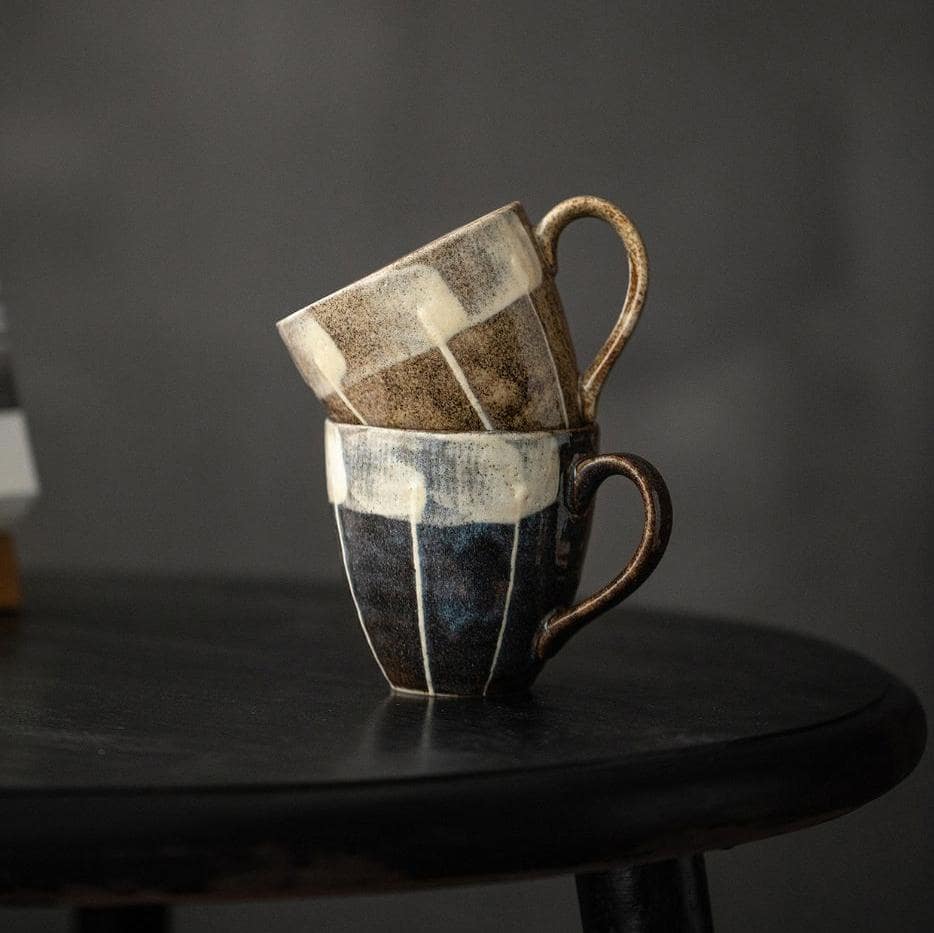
(331, 425), (597, 695)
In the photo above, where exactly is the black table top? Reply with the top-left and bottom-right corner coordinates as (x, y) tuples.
(0, 574), (924, 905)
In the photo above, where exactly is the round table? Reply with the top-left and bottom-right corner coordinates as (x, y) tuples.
(0, 575), (925, 932)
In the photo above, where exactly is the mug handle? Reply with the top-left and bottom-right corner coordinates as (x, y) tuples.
(534, 196), (649, 423)
(533, 452), (672, 661)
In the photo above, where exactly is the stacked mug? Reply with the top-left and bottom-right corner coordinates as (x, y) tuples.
(277, 196), (671, 697)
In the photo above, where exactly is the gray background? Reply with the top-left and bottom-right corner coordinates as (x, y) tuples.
(2, 2), (931, 930)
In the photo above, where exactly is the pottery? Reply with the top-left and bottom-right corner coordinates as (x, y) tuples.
(326, 419), (671, 696)
(279, 196), (648, 431)
(0, 305), (39, 530)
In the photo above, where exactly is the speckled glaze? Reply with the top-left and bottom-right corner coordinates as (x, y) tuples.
(326, 420), (671, 696)
(279, 197), (648, 430)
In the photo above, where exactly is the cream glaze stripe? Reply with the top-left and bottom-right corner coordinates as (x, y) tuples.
(278, 212), (545, 394)
(483, 515), (521, 696)
(327, 425), (560, 528)
(410, 499), (434, 695)
(436, 343), (494, 430)
(410, 264), (496, 430)
(278, 316), (369, 424)
(333, 502), (391, 687)
(304, 317), (369, 424)
(332, 384), (368, 426)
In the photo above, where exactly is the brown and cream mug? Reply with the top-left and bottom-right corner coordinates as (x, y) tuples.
(278, 196), (648, 431)
(326, 419), (671, 696)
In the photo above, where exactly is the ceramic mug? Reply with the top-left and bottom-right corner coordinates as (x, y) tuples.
(279, 196), (648, 431)
(325, 419), (671, 696)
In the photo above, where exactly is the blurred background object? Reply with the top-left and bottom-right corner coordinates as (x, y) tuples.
(0, 2), (930, 931)
(0, 293), (40, 612)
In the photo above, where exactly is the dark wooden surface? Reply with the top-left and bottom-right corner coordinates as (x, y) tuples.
(0, 574), (924, 906)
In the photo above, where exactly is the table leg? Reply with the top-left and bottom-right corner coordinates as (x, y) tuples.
(74, 905), (170, 933)
(576, 855), (713, 932)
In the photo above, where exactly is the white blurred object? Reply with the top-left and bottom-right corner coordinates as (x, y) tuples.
(0, 295), (40, 528)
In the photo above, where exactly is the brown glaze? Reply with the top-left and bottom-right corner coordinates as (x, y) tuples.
(533, 452), (672, 661)
(277, 197), (648, 431)
(535, 196), (649, 423)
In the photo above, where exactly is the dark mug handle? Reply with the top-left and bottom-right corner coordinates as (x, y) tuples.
(533, 453), (672, 661)
(535, 196), (649, 423)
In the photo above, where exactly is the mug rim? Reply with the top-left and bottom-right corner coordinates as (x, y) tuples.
(324, 417), (598, 443)
(277, 201), (534, 330)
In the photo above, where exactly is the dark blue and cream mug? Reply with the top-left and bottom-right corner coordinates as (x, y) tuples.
(326, 420), (671, 696)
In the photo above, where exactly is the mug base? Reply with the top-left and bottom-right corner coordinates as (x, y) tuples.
(388, 681), (535, 700)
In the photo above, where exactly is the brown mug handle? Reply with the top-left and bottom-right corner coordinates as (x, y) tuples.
(533, 452), (672, 661)
(535, 196), (649, 423)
